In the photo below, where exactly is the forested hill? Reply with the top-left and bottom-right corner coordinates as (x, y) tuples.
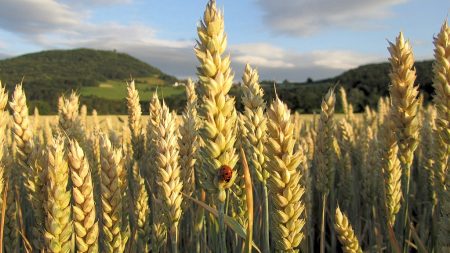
(259, 60), (434, 113)
(0, 48), (177, 113)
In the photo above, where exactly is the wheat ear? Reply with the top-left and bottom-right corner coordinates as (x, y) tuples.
(240, 64), (271, 251)
(99, 133), (125, 253)
(146, 93), (168, 252)
(155, 102), (183, 253)
(432, 20), (450, 250)
(266, 96), (306, 252)
(126, 80), (144, 161)
(336, 119), (355, 211)
(388, 32), (420, 248)
(58, 91), (85, 145)
(195, 0), (238, 203)
(1, 82), (19, 252)
(241, 64), (268, 183)
(179, 79), (199, 209)
(68, 139), (99, 253)
(378, 119), (402, 226)
(315, 88), (337, 194)
(134, 170), (150, 252)
(432, 21), (450, 197)
(335, 206), (363, 253)
(388, 32), (420, 183)
(44, 136), (73, 253)
(80, 104), (87, 130)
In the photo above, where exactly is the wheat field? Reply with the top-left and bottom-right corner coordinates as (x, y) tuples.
(0, 1), (449, 253)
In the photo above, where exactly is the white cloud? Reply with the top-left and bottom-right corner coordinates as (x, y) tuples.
(0, 0), (384, 82)
(0, 1), (197, 77)
(228, 43), (381, 81)
(231, 43), (379, 70)
(308, 50), (381, 70)
(0, 0), (80, 35)
(257, 0), (407, 36)
(231, 44), (295, 68)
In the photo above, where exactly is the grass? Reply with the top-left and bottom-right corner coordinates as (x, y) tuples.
(80, 76), (185, 100)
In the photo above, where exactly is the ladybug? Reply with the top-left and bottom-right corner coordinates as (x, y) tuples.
(219, 165), (233, 183)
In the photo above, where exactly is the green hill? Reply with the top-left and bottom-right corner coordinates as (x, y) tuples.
(0, 48), (178, 114)
(260, 60), (434, 113)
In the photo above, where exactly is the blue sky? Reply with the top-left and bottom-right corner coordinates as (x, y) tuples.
(0, 0), (448, 81)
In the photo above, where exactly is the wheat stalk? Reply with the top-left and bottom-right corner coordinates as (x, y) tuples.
(146, 92), (162, 188)
(240, 64), (271, 251)
(315, 88), (337, 195)
(44, 136), (73, 253)
(195, 0), (238, 203)
(195, 2), (238, 251)
(336, 119), (355, 211)
(126, 80), (144, 161)
(339, 87), (354, 121)
(179, 79), (199, 209)
(99, 133), (125, 253)
(335, 206), (363, 253)
(155, 102), (183, 253)
(68, 139), (99, 253)
(9, 84), (34, 175)
(80, 104), (87, 130)
(419, 107), (437, 205)
(230, 115), (248, 228)
(266, 96), (306, 252)
(378, 118), (402, 226)
(0, 82), (14, 252)
(134, 172), (150, 252)
(145, 93), (168, 252)
(388, 32), (420, 182)
(388, 32), (420, 249)
(58, 92), (86, 145)
(432, 20), (450, 250)
(241, 64), (268, 183)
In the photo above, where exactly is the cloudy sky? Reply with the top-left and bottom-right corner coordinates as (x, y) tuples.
(0, 0), (448, 81)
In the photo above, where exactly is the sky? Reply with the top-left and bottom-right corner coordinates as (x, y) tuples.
(0, 0), (448, 82)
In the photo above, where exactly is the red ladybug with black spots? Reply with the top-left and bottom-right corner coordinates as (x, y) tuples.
(219, 165), (233, 183)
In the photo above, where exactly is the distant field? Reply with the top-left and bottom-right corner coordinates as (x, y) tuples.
(80, 76), (185, 100)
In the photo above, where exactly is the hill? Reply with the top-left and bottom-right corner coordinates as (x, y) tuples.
(0, 48), (435, 114)
(0, 49), (177, 113)
(260, 60), (434, 113)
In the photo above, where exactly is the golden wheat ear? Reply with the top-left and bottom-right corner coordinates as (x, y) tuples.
(44, 136), (73, 253)
(266, 97), (306, 251)
(68, 139), (99, 253)
(335, 206), (363, 253)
